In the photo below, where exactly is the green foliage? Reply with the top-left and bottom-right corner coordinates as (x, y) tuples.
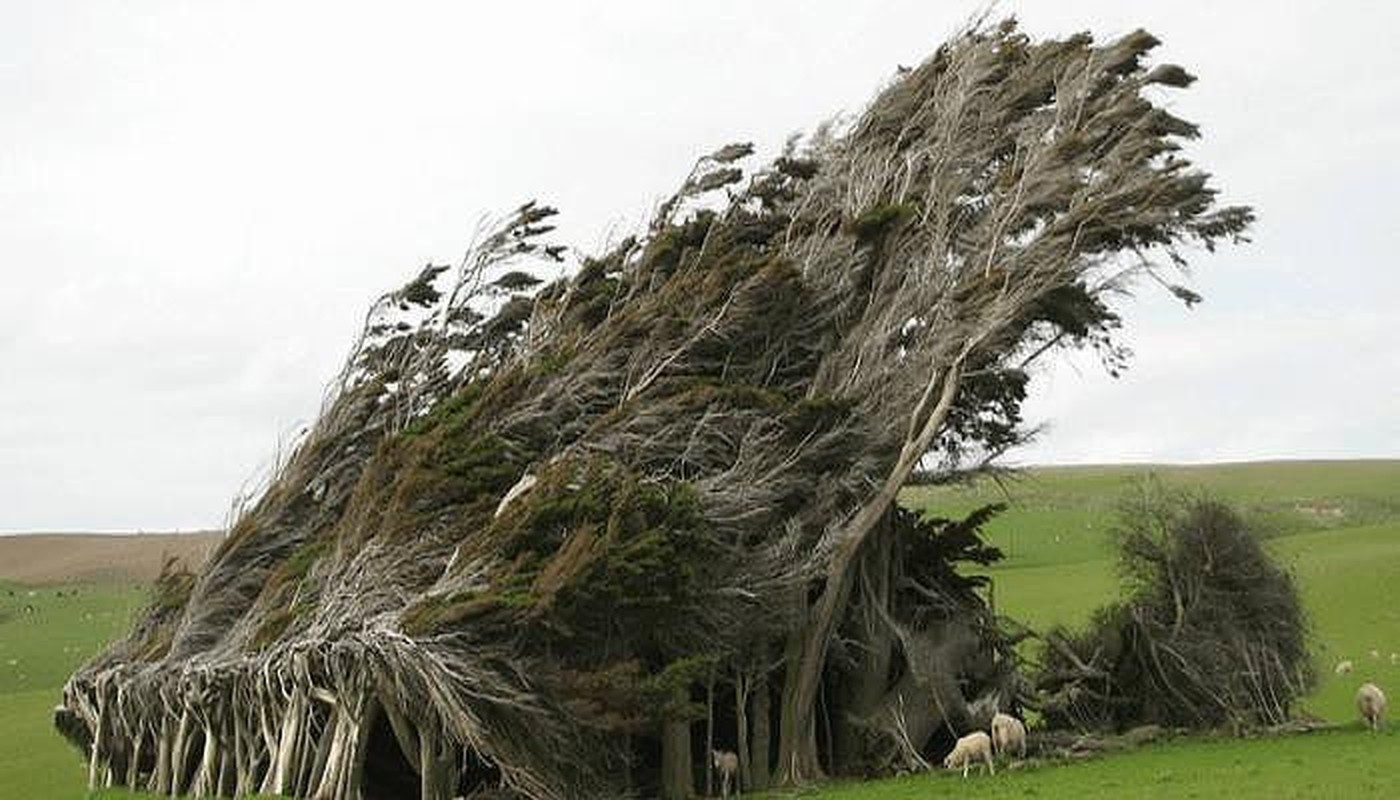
(559, 253), (626, 328)
(848, 202), (918, 243)
(396, 263), (450, 307)
(494, 270), (545, 292)
(403, 380), (486, 437)
(266, 538), (330, 594)
(553, 479), (709, 618)
(245, 539), (330, 651)
(783, 395), (857, 439)
(248, 601), (306, 652)
(776, 156), (820, 180)
(548, 654), (718, 734)
(531, 345), (574, 376)
(642, 211), (715, 277)
(148, 557), (196, 614)
(406, 456), (720, 663)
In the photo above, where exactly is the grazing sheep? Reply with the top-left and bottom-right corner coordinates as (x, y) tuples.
(1357, 683), (1387, 731)
(944, 731), (995, 778)
(711, 749), (740, 798)
(1335, 659), (1354, 675)
(1390, 653), (1398, 666)
(1371, 649), (1381, 660)
(990, 712), (1027, 760)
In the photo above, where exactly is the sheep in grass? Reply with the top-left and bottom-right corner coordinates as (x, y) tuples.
(1357, 683), (1387, 731)
(944, 731), (995, 778)
(711, 750), (740, 798)
(1336, 659), (1354, 675)
(990, 712), (1027, 760)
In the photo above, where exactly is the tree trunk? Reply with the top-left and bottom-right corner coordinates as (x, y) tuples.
(152, 713), (173, 794)
(344, 698), (378, 800)
(419, 726), (461, 800)
(192, 720), (219, 798)
(306, 709), (337, 797)
(660, 719), (693, 800)
(126, 731), (144, 790)
(705, 669), (716, 797)
(271, 691), (305, 795)
(834, 522), (896, 772)
(171, 708), (193, 796)
(735, 674), (750, 791)
(87, 694), (106, 790)
(750, 672), (771, 791)
(776, 623), (823, 785)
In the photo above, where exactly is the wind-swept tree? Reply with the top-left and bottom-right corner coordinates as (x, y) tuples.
(59, 19), (1250, 800)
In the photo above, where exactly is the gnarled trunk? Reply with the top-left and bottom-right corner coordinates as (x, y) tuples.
(660, 719), (693, 800)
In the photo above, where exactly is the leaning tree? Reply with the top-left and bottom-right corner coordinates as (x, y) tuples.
(58, 19), (1250, 800)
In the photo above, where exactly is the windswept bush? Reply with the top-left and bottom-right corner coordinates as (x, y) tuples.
(1039, 483), (1314, 731)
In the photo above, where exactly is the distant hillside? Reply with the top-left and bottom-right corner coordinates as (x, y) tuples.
(0, 531), (221, 584)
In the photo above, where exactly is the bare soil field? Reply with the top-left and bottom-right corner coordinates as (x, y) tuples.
(0, 531), (221, 584)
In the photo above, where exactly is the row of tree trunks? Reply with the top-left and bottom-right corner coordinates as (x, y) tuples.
(69, 671), (493, 800)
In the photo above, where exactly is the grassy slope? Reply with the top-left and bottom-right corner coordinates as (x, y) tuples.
(3, 461), (1398, 798)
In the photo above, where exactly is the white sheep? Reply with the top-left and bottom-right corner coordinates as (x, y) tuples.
(944, 731), (995, 778)
(711, 749), (740, 798)
(990, 712), (1027, 760)
(1335, 659), (1354, 675)
(1357, 683), (1387, 732)
(1390, 652), (1398, 666)
(1370, 649), (1381, 660)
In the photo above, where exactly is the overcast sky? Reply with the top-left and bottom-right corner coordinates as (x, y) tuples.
(3, 2), (1397, 532)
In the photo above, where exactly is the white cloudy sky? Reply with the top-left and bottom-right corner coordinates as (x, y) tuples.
(2, 2), (1397, 532)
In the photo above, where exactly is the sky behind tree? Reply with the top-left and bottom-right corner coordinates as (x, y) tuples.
(3, 1), (1396, 531)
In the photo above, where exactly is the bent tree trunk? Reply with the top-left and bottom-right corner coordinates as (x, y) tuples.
(778, 363), (964, 783)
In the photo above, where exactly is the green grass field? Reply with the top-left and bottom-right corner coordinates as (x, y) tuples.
(2, 460), (1398, 798)
(763, 727), (1400, 799)
(0, 581), (146, 799)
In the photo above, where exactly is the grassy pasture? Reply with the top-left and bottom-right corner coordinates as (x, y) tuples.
(761, 726), (1400, 799)
(0, 581), (146, 798)
(2, 460), (1398, 798)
